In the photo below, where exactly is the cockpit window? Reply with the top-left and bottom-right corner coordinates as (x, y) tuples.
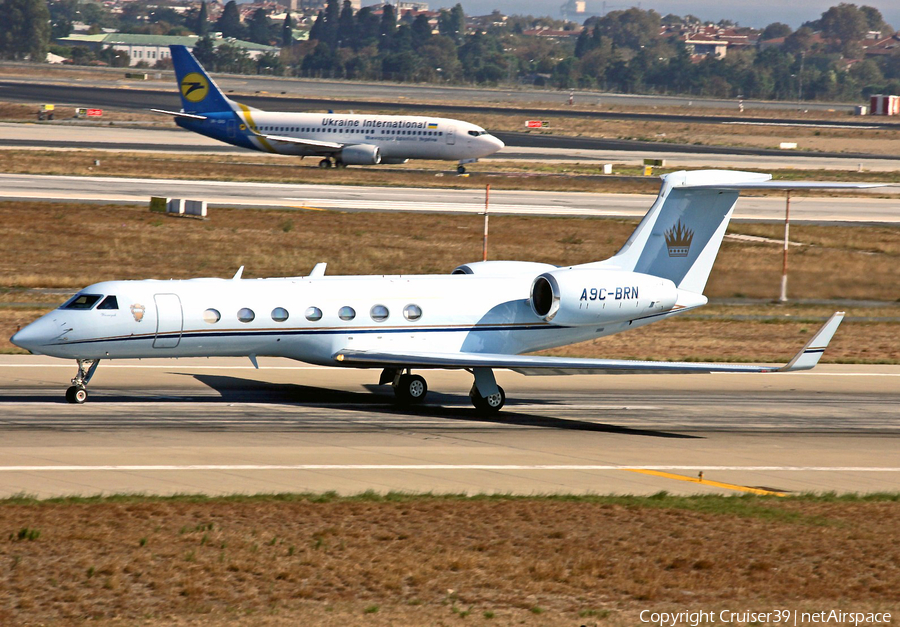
(97, 295), (119, 310)
(468, 130), (487, 137)
(61, 294), (102, 310)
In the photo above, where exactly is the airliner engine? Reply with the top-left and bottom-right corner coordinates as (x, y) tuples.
(340, 144), (381, 165)
(530, 268), (677, 326)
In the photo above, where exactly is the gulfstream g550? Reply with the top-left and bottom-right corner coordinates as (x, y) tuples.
(152, 45), (503, 173)
(12, 170), (871, 409)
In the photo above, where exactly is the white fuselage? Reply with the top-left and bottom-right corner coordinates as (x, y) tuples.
(184, 110), (504, 162)
(12, 270), (681, 364)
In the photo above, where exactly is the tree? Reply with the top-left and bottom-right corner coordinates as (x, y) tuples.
(593, 8), (660, 50)
(819, 3), (867, 51)
(761, 22), (792, 41)
(379, 4), (396, 51)
(337, 0), (355, 48)
(411, 13), (432, 50)
(438, 3), (464, 44)
(353, 7), (380, 50)
(322, 0), (340, 47)
(195, 1), (209, 37)
(215, 42), (253, 73)
(193, 34), (217, 69)
(282, 13), (294, 47)
(247, 8), (271, 45)
(0, 0), (51, 60)
(216, 0), (243, 39)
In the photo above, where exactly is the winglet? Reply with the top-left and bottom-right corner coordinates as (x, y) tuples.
(778, 312), (844, 372)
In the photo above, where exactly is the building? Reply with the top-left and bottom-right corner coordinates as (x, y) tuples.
(56, 33), (279, 66)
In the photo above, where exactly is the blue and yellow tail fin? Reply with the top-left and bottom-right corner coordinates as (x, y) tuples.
(169, 45), (235, 114)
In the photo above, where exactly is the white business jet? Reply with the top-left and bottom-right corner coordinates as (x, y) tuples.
(152, 45), (504, 173)
(12, 170), (872, 409)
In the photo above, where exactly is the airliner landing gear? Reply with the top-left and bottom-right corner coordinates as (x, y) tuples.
(390, 369), (428, 404)
(470, 385), (505, 412)
(456, 165), (466, 174)
(66, 359), (100, 404)
(469, 367), (505, 413)
(318, 158), (333, 169)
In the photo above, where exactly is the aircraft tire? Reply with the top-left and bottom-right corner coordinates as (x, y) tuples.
(469, 385), (505, 413)
(318, 159), (332, 169)
(457, 165), (466, 174)
(66, 386), (87, 404)
(395, 374), (427, 404)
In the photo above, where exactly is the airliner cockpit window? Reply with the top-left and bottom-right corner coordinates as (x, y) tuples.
(61, 294), (102, 310)
(97, 295), (119, 310)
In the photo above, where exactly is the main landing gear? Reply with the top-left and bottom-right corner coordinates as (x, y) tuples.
(380, 367), (505, 413)
(66, 359), (100, 404)
(318, 158), (346, 169)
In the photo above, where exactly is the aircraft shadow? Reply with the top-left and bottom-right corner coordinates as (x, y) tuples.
(188, 374), (697, 439)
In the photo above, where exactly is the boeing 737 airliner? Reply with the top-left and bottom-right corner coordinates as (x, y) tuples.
(153, 45), (504, 173)
(12, 170), (875, 410)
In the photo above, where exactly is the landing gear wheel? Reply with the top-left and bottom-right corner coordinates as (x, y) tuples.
(469, 385), (505, 413)
(394, 374), (427, 404)
(335, 161), (347, 169)
(66, 386), (87, 404)
(318, 158), (333, 169)
(456, 165), (467, 174)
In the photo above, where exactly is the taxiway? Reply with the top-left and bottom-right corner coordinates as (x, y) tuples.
(2, 356), (897, 498)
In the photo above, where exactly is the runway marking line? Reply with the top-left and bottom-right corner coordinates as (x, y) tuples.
(623, 468), (786, 497)
(0, 465), (897, 473)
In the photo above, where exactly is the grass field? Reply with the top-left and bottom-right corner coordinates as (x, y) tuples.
(1, 492), (898, 625)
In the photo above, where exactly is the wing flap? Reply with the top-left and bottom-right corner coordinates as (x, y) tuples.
(254, 132), (342, 151)
(333, 313), (844, 375)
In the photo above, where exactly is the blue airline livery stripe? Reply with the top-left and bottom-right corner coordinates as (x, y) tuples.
(51, 322), (563, 347)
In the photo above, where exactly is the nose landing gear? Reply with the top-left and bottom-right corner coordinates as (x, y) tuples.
(66, 359), (99, 404)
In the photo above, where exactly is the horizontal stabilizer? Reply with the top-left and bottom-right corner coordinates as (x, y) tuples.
(150, 109), (208, 120)
(333, 313), (843, 375)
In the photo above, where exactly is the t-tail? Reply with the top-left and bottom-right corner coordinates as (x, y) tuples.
(590, 169), (883, 297)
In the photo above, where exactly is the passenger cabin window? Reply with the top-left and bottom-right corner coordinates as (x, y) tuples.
(404, 304), (422, 321)
(271, 307), (289, 322)
(97, 295), (119, 310)
(203, 308), (221, 324)
(237, 308), (255, 323)
(338, 306), (356, 321)
(370, 305), (389, 322)
(62, 294), (102, 310)
(305, 306), (322, 321)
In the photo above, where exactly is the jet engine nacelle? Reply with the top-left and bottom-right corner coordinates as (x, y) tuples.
(452, 261), (557, 276)
(340, 144), (381, 165)
(530, 268), (677, 326)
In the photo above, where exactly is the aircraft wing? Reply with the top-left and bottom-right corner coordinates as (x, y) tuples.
(251, 132), (343, 151)
(334, 312), (844, 375)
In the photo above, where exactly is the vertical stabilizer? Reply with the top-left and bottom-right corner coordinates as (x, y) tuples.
(169, 45), (235, 114)
(592, 170), (770, 294)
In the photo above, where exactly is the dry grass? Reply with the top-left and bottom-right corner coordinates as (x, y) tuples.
(0, 494), (898, 625)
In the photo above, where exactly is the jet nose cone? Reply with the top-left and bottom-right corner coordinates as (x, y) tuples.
(11, 323), (42, 353)
(490, 135), (505, 151)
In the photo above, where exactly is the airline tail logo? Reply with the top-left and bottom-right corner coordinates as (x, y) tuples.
(664, 220), (693, 257)
(180, 72), (209, 103)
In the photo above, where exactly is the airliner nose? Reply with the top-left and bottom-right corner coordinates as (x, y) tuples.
(490, 135), (505, 151)
(10, 319), (50, 354)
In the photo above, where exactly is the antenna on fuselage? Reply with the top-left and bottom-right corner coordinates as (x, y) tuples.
(232, 266), (244, 280)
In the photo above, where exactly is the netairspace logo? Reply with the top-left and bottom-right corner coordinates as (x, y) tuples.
(639, 610), (892, 626)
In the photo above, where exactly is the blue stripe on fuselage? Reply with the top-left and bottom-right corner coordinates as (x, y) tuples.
(175, 112), (257, 151)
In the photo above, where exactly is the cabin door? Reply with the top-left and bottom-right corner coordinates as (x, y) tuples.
(153, 293), (183, 348)
(445, 126), (455, 145)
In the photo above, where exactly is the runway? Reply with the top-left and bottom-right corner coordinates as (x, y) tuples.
(5, 121), (900, 172)
(1, 356), (898, 498)
(1, 171), (898, 222)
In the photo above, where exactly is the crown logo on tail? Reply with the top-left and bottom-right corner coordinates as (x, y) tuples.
(664, 220), (693, 257)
